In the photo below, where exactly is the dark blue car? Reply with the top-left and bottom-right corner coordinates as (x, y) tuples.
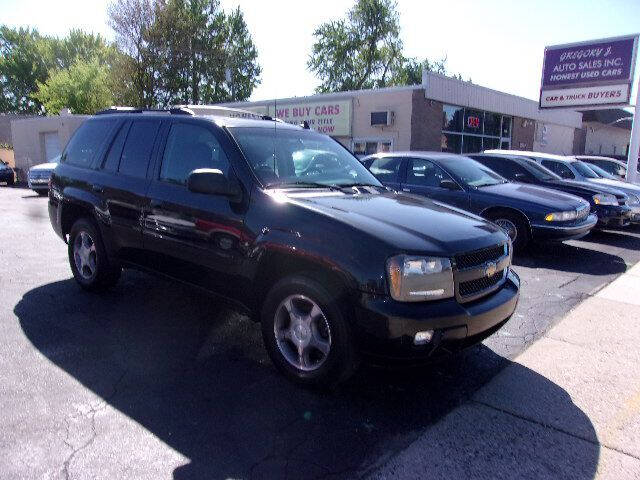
(362, 152), (597, 250)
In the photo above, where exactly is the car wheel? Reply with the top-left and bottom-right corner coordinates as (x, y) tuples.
(68, 218), (121, 291)
(488, 212), (529, 250)
(261, 275), (358, 387)
(7, 177), (14, 186)
(36, 190), (48, 197)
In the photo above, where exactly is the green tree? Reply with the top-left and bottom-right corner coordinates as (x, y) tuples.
(0, 26), (56, 113)
(32, 59), (114, 114)
(308, 0), (403, 92)
(53, 29), (116, 70)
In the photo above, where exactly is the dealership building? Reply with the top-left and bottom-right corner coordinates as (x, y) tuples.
(223, 71), (584, 157)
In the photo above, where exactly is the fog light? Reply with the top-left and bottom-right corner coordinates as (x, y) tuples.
(414, 330), (434, 345)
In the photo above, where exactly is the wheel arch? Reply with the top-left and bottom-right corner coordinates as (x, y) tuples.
(479, 205), (533, 239)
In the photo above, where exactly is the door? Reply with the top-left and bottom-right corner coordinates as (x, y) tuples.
(93, 119), (161, 260)
(401, 157), (469, 210)
(364, 155), (404, 190)
(43, 132), (61, 161)
(142, 120), (247, 301)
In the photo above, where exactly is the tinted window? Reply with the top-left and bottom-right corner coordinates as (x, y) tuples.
(442, 105), (463, 132)
(118, 120), (160, 178)
(406, 159), (452, 187)
(462, 135), (482, 154)
(368, 156), (403, 183)
(542, 160), (575, 179)
(160, 123), (230, 185)
(522, 159), (560, 180)
(572, 161), (599, 179)
(438, 157), (506, 187)
(102, 122), (130, 172)
(62, 119), (117, 168)
(472, 156), (517, 179)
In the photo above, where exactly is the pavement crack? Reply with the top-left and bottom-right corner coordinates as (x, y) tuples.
(470, 399), (640, 461)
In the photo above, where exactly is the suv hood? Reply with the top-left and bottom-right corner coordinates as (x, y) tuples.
(476, 182), (586, 210)
(277, 189), (507, 255)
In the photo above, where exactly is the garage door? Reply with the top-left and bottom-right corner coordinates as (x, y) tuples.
(43, 132), (61, 161)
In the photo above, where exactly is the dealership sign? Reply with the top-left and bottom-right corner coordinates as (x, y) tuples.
(257, 100), (352, 136)
(540, 35), (638, 109)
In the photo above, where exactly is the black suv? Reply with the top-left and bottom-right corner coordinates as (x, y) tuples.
(48, 108), (520, 386)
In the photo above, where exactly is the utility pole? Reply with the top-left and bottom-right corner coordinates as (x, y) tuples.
(626, 85), (640, 183)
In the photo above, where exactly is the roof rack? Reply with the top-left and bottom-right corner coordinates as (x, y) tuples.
(95, 106), (194, 116)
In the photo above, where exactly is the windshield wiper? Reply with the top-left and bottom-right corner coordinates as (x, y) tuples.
(265, 181), (342, 190)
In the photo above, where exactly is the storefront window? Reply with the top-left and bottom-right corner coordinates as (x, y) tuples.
(464, 109), (484, 135)
(462, 135), (482, 154)
(441, 104), (512, 154)
(501, 116), (512, 138)
(442, 105), (463, 132)
(441, 133), (462, 154)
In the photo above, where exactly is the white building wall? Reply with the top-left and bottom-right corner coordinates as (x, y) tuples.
(583, 122), (630, 156)
(533, 123), (576, 154)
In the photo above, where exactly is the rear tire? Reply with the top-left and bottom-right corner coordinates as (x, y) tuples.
(261, 275), (359, 388)
(486, 211), (530, 251)
(68, 218), (121, 291)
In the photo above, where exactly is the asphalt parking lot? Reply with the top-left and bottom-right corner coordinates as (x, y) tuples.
(2, 185), (640, 480)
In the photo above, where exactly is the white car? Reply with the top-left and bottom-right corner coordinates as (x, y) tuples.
(28, 155), (60, 196)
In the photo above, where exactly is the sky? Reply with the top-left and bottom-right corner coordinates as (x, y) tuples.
(1, 0), (639, 104)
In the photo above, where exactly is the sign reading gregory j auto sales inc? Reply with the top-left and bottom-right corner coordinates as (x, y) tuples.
(540, 35), (638, 109)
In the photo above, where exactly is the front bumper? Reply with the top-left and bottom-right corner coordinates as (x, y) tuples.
(352, 269), (520, 363)
(531, 213), (598, 242)
(28, 178), (50, 190)
(594, 204), (632, 228)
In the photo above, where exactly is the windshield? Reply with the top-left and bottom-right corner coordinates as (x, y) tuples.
(521, 158), (561, 181)
(439, 156), (507, 187)
(572, 161), (599, 179)
(228, 126), (381, 188)
(585, 163), (616, 179)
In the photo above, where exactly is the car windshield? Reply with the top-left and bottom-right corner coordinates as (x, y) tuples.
(521, 158), (561, 181)
(439, 156), (507, 188)
(228, 126), (382, 188)
(572, 161), (599, 179)
(585, 163), (616, 179)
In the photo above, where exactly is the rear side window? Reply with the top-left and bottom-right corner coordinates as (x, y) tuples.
(62, 119), (117, 168)
(368, 156), (402, 183)
(160, 123), (230, 185)
(102, 122), (130, 172)
(406, 158), (451, 187)
(118, 120), (160, 178)
(542, 160), (575, 179)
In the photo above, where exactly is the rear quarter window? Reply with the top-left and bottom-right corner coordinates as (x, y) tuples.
(62, 119), (118, 168)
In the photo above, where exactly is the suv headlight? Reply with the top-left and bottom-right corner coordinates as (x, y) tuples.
(593, 193), (618, 206)
(386, 255), (454, 302)
(545, 210), (578, 222)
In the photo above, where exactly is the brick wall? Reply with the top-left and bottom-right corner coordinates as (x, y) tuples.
(410, 90), (443, 151)
(511, 116), (535, 150)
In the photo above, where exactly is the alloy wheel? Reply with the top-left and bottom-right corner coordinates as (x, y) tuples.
(73, 231), (97, 281)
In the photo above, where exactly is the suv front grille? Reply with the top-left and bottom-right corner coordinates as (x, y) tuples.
(459, 269), (505, 297)
(455, 244), (506, 270)
(453, 242), (510, 302)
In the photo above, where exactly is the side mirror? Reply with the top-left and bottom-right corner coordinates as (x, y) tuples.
(187, 168), (241, 199)
(440, 179), (461, 190)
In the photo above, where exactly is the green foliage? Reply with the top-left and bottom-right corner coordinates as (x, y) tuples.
(0, 26), (56, 113)
(109, 0), (261, 107)
(308, 0), (402, 92)
(308, 0), (466, 92)
(32, 59), (114, 114)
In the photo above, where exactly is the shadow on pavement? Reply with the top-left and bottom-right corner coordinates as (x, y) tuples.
(14, 273), (599, 479)
(578, 228), (640, 251)
(514, 240), (627, 275)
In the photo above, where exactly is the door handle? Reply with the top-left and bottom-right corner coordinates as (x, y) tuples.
(91, 184), (104, 193)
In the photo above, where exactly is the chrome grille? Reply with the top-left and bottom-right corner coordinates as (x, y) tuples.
(455, 244), (506, 270)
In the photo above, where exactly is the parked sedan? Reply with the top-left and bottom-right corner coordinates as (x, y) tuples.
(470, 153), (633, 228)
(0, 161), (15, 186)
(362, 152), (597, 250)
(575, 155), (628, 179)
(582, 163), (640, 223)
(27, 154), (60, 195)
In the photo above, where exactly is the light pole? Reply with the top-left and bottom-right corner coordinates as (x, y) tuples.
(627, 88), (640, 183)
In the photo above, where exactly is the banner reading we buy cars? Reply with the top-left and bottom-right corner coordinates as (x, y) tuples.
(540, 35), (638, 109)
(252, 100), (352, 136)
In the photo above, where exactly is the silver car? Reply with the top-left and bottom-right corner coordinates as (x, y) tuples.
(28, 155), (60, 196)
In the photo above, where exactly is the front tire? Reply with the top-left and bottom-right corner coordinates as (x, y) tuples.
(68, 218), (121, 291)
(487, 211), (530, 251)
(36, 190), (48, 196)
(261, 275), (358, 387)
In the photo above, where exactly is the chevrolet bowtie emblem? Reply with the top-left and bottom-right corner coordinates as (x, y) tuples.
(485, 261), (497, 278)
